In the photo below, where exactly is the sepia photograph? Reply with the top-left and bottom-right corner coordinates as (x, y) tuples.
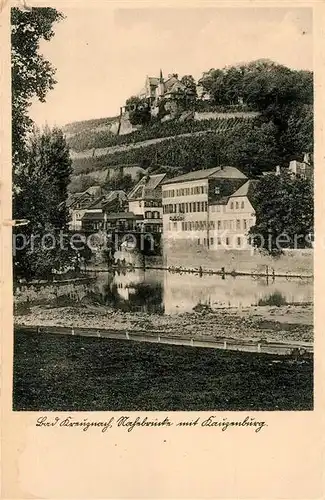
(11, 4), (314, 412)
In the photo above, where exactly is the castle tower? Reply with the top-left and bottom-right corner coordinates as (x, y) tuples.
(158, 69), (165, 98)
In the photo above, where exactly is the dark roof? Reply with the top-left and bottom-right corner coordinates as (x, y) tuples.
(106, 212), (143, 221)
(162, 166), (247, 185)
(128, 173), (166, 200)
(209, 196), (230, 206)
(88, 190), (127, 210)
(82, 211), (143, 221)
(82, 212), (104, 220)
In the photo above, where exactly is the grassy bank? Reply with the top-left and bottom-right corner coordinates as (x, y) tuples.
(13, 330), (313, 411)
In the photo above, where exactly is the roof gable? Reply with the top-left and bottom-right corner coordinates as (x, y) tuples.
(162, 166), (246, 185)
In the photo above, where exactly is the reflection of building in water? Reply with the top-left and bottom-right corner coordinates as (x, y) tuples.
(114, 269), (146, 301)
(163, 272), (313, 314)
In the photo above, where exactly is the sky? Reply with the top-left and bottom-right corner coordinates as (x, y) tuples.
(28, 7), (313, 127)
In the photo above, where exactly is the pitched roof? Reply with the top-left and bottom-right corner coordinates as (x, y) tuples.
(229, 180), (259, 199)
(88, 190), (127, 210)
(128, 173), (166, 200)
(166, 81), (187, 94)
(85, 185), (101, 195)
(162, 166), (247, 185)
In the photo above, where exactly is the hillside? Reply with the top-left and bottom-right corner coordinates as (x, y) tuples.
(67, 114), (258, 193)
(64, 60), (313, 194)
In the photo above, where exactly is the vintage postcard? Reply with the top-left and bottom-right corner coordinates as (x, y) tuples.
(1, 0), (324, 498)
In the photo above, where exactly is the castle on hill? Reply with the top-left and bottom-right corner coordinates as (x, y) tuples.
(138, 70), (190, 103)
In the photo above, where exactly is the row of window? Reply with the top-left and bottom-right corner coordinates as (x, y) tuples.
(167, 219), (254, 232)
(197, 237), (244, 247)
(163, 201), (208, 214)
(144, 211), (161, 219)
(162, 185), (208, 198)
(144, 200), (162, 207)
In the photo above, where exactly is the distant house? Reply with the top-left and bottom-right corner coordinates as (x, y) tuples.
(288, 153), (313, 180)
(128, 172), (167, 233)
(137, 70), (195, 109)
(81, 190), (127, 232)
(68, 186), (102, 230)
(264, 153), (313, 180)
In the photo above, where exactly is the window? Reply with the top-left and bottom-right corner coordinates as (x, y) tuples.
(197, 203), (201, 212)
(203, 238), (206, 246)
(210, 237), (214, 246)
(204, 201), (208, 212)
(237, 237), (241, 247)
(185, 203), (188, 212)
(243, 219), (247, 230)
(236, 219), (241, 230)
(215, 186), (220, 195)
(226, 237), (230, 246)
(241, 201), (245, 209)
(197, 238), (200, 245)
(217, 220), (221, 230)
(236, 202), (239, 209)
(217, 237), (222, 245)
(193, 202), (197, 212)
(181, 222), (185, 231)
(173, 222), (177, 231)
(145, 211), (152, 219)
(230, 202), (234, 209)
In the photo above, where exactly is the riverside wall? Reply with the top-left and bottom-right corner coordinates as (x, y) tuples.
(162, 239), (313, 276)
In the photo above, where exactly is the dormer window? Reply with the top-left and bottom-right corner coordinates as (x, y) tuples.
(215, 187), (220, 195)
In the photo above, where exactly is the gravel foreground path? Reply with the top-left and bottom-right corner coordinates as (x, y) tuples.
(15, 304), (313, 344)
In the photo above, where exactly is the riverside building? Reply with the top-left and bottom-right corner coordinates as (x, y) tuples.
(161, 166), (257, 249)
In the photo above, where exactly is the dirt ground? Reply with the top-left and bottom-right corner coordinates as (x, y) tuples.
(15, 303), (313, 343)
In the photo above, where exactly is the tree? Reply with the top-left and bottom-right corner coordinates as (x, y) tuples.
(13, 127), (73, 280)
(104, 172), (133, 194)
(249, 173), (313, 254)
(11, 7), (64, 179)
(180, 75), (197, 98)
(125, 96), (151, 126)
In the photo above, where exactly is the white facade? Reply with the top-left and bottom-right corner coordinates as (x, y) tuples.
(162, 175), (256, 250)
(208, 195), (255, 249)
(162, 178), (209, 241)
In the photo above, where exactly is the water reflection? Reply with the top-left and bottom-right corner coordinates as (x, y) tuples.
(88, 269), (164, 314)
(17, 251), (313, 314)
(86, 267), (313, 315)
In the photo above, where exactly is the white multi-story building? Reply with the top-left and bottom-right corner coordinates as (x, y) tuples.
(162, 167), (257, 249)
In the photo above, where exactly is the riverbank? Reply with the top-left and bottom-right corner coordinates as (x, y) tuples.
(15, 303), (313, 344)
